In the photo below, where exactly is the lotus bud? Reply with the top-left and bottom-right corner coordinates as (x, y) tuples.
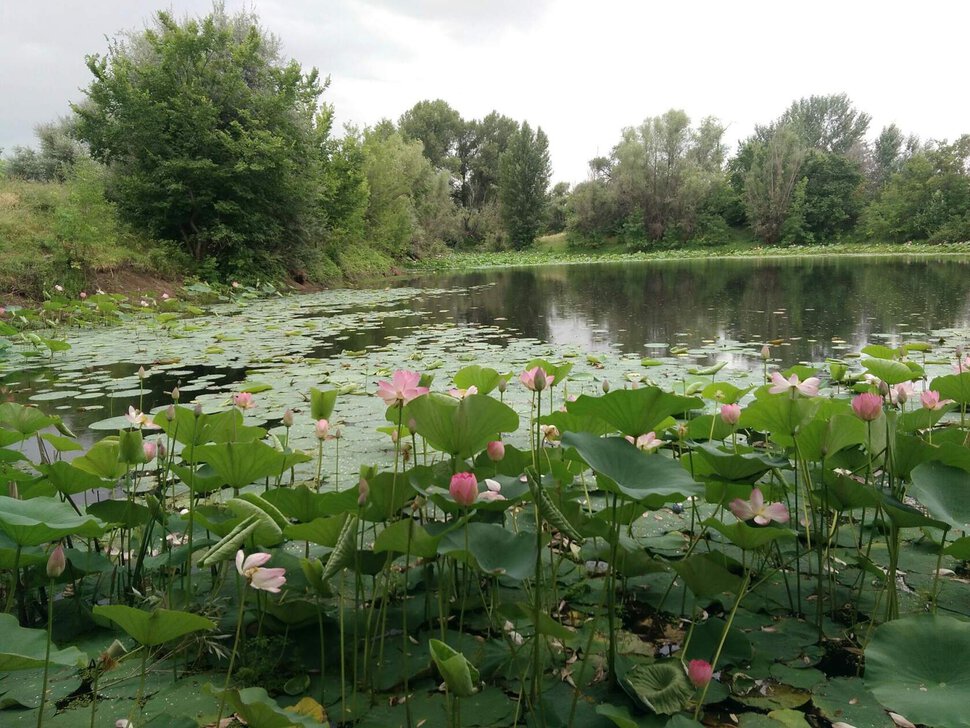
(487, 440), (505, 461)
(143, 441), (158, 461)
(282, 408), (294, 428)
(193, 403), (203, 417)
(157, 441), (167, 460)
(165, 404), (176, 421)
(138, 366), (146, 380)
(497, 379), (507, 394)
(688, 659), (713, 688)
(407, 418), (417, 433)
(315, 419), (330, 440)
(602, 379), (610, 393)
(878, 380), (890, 397)
(357, 477), (370, 506)
(533, 368), (547, 392)
(896, 388), (908, 405)
(79, 291), (87, 299)
(47, 543), (66, 578)
(171, 386), (180, 402)
(761, 344), (771, 360)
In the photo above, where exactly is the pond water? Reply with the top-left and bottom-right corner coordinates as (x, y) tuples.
(3, 255), (969, 477)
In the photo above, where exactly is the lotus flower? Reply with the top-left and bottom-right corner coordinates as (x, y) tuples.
(449, 472), (478, 507)
(687, 659), (712, 688)
(125, 406), (159, 429)
(47, 543), (66, 578)
(314, 419), (330, 439)
(921, 390), (954, 410)
(720, 403), (742, 426)
(142, 441), (158, 461)
(520, 366), (553, 392)
(448, 385), (478, 399)
(235, 550), (286, 593)
(232, 392), (256, 410)
(625, 432), (662, 451)
(768, 371), (820, 397)
(487, 441), (505, 461)
(376, 370), (429, 406)
(729, 487), (789, 525)
(851, 392), (883, 421)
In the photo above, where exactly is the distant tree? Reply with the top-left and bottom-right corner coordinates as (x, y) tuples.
(467, 111), (519, 208)
(567, 179), (619, 241)
(499, 122), (551, 248)
(782, 150), (864, 243)
(776, 93), (871, 157)
(744, 126), (806, 244)
(5, 117), (88, 182)
(545, 181), (571, 233)
(74, 7), (328, 266)
(398, 99), (464, 172)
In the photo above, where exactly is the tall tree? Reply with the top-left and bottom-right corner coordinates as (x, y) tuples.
(398, 99), (464, 172)
(499, 122), (551, 248)
(74, 7), (328, 265)
(777, 93), (871, 157)
(743, 126), (806, 244)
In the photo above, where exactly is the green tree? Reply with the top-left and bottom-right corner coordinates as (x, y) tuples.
(743, 126), (806, 244)
(499, 122), (551, 248)
(776, 93), (871, 157)
(398, 99), (465, 172)
(781, 150), (865, 243)
(73, 7), (328, 268)
(545, 181), (571, 233)
(5, 117), (88, 182)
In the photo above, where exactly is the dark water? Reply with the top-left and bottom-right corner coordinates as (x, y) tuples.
(401, 255), (970, 360)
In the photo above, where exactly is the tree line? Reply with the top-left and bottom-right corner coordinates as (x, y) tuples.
(2, 6), (968, 286)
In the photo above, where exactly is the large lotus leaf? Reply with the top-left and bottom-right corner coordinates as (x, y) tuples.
(562, 431), (702, 505)
(207, 685), (327, 727)
(703, 518), (795, 550)
(93, 605), (215, 647)
(309, 387), (338, 420)
(567, 387), (702, 437)
(880, 493), (947, 530)
(405, 393), (518, 459)
(429, 639), (480, 698)
(701, 381), (752, 404)
(795, 413), (866, 461)
(930, 371), (970, 404)
(373, 518), (440, 559)
(437, 522), (538, 581)
(620, 660), (694, 715)
(155, 407), (265, 447)
(740, 395), (822, 440)
(171, 462), (225, 494)
(0, 613), (88, 671)
(226, 497), (284, 545)
(817, 471), (881, 511)
(193, 441), (289, 489)
(892, 434), (936, 481)
(71, 438), (127, 480)
(694, 443), (778, 483)
(284, 514), (347, 546)
(360, 470), (418, 522)
(0, 495), (105, 546)
(863, 357), (917, 385)
(539, 410), (613, 437)
(453, 364), (504, 395)
(87, 499), (152, 528)
(865, 614), (970, 727)
(0, 402), (57, 437)
(262, 484), (332, 523)
(910, 461), (970, 531)
(898, 404), (953, 433)
(37, 460), (111, 495)
(670, 552), (742, 597)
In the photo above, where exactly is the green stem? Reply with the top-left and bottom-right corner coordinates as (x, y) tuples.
(694, 570), (751, 719)
(216, 584), (247, 726)
(36, 579), (55, 728)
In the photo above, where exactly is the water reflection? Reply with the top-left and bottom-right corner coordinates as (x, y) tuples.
(405, 256), (970, 362)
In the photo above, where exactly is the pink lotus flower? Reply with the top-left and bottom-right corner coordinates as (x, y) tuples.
(235, 550), (286, 593)
(520, 366), (554, 392)
(447, 385), (478, 399)
(47, 543), (66, 578)
(687, 659), (712, 688)
(142, 442), (158, 461)
(449, 472), (478, 507)
(851, 392), (883, 422)
(893, 381), (915, 404)
(357, 477), (370, 506)
(376, 370), (429, 407)
(729, 487), (789, 525)
(921, 390), (954, 410)
(720, 403), (742, 426)
(625, 432), (662, 451)
(487, 441), (505, 461)
(768, 371), (820, 397)
(232, 392), (256, 410)
(125, 406), (160, 429)
(314, 419), (330, 439)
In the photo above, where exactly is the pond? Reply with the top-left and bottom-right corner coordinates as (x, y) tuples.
(3, 254), (970, 479)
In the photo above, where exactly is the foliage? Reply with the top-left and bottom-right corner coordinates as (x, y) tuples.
(499, 122), (552, 248)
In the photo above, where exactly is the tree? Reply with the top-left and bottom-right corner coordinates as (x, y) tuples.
(398, 99), (464, 172)
(744, 126), (806, 245)
(545, 182), (571, 233)
(5, 117), (88, 182)
(73, 7), (328, 267)
(499, 122), (551, 248)
(776, 93), (871, 157)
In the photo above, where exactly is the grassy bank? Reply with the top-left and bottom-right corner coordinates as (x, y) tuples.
(407, 234), (970, 273)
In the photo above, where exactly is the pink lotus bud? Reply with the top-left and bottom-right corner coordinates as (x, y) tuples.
(602, 379), (610, 393)
(166, 404), (176, 421)
(761, 344), (771, 360)
(79, 291), (87, 299)
(232, 392), (255, 410)
(486, 441), (505, 461)
(47, 543), (66, 578)
(720, 403), (742, 426)
(171, 386), (180, 402)
(157, 441), (167, 460)
(408, 418), (417, 432)
(138, 366), (146, 380)
(498, 379), (507, 394)
(357, 478), (369, 506)
(315, 419), (330, 440)
(143, 442), (158, 461)
(851, 392), (883, 422)
(449, 472), (478, 507)
(193, 403), (203, 417)
(688, 659), (712, 688)
(282, 409), (294, 428)
(878, 380), (890, 397)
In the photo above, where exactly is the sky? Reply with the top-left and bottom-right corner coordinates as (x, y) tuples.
(2, 0), (968, 184)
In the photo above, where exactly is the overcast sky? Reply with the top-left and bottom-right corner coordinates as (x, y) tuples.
(2, 0), (968, 184)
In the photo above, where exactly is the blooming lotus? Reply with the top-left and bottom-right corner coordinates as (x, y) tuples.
(921, 390), (954, 410)
(235, 550), (286, 593)
(625, 432), (662, 451)
(449, 472), (478, 507)
(376, 370), (429, 407)
(768, 371), (820, 397)
(447, 385), (478, 399)
(540, 424), (561, 443)
(851, 392), (883, 422)
(232, 392), (256, 410)
(125, 406), (159, 429)
(720, 403), (742, 426)
(729, 487), (789, 525)
(520, 366), (554, 392)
